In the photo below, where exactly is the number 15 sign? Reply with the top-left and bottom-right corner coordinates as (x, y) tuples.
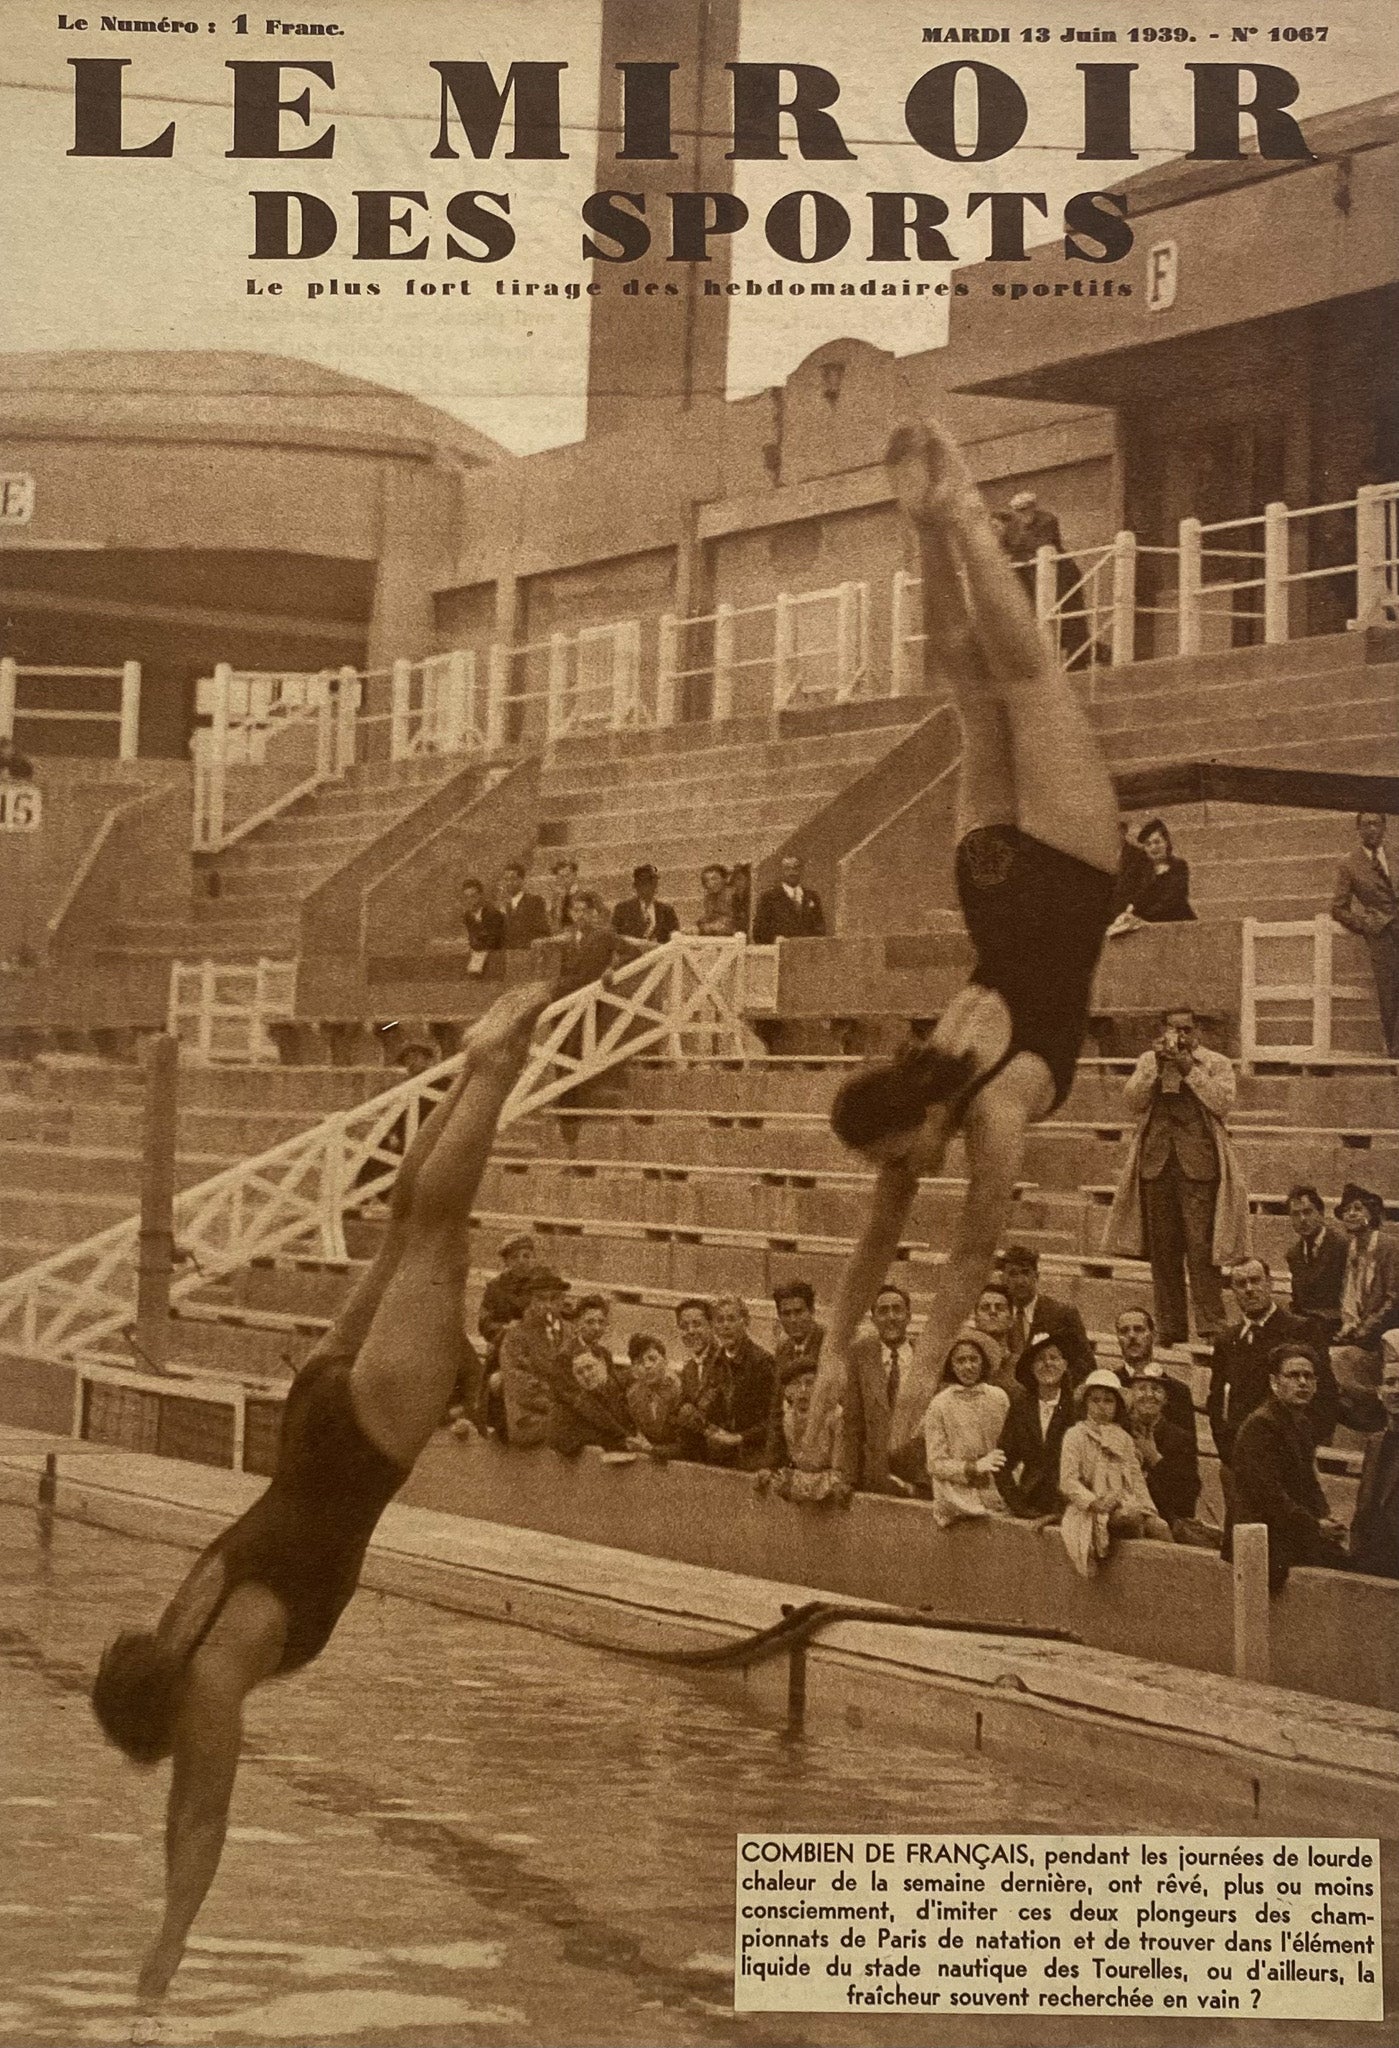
(0, 783), (42, 831)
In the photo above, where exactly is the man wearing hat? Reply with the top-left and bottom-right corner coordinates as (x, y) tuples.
(1001, 1244), (1093, 1389)
(1124, 1361), (1201, 1532)
(497, 1263), (569, 1446)
(1332, 1182), (1399, 1401)
(478, 1233), (539, 1351)
(612, 864), (679, 947)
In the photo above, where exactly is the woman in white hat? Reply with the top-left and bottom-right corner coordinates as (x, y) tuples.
(923, 1325), (1011, 1529)
(1059, 1368), (1173, 1575)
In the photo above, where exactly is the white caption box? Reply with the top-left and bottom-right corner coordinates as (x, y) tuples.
(735, 1836), (1383, 2021)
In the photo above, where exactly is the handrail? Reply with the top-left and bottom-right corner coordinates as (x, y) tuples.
(0, 937), (763, 1364)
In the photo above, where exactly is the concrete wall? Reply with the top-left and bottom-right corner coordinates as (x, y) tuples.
(403, 1436), (1399, 1714)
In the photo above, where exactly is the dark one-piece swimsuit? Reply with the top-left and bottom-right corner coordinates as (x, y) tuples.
(188, 1352), (409, 1673)
(952, 825), (1116, 1116)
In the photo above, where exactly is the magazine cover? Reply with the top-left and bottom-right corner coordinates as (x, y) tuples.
(0, 2), (1396, 2044)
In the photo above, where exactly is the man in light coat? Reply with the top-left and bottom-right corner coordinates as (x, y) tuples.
(1106, 1007), (1249, 1347)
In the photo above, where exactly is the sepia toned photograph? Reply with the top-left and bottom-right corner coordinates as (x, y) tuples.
(0, 2), (1395, 2043)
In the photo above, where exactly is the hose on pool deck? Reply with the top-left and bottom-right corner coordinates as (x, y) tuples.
(615, 1598), (1080, 1671)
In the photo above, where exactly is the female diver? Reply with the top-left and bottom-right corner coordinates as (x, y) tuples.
(805, 418), (1119, 1462)
(90, 976), (554, 2005)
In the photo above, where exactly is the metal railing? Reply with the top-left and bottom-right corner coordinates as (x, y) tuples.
(0, 937), (768, 1365)
(658, 581), (869, 721)
(191, 663), (360, 851)
(1240, 914), (1378, 1069)
(168, 958), (298, 1065)
(0, 657), (141, 759)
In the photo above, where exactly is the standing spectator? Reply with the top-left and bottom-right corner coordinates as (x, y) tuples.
(997, 1332), (1074, 1520)
(1209, 1258), (1340, 1467)
(460, 877), (505, 967)
(552, 889), (619, 998)
(845, 1282), (927, 1494)
(1331, 1182), (1399, 1402)
(478, 1233), (538, 1352)
(1350, 1336), (1399, 1579)
(549, 857), (580, 932)
(500, 862), (551, 950)
(625, 1334), (685, 1455)
(1224, 1346), (1349, 1591)
(1330, 813), (1399, 1056)
(727, 863), (753, 937)
(1286, 1182), (1349, 1344)
(1125, 1363), (1201, 1531)
(612, 863), (679, 946)
(752, 855), (827, 945)
(999, 490), (1090, 666)
(696, 864), (737, 936)
(1106, 1007), (1248, 1347)
(923, 1326), (1010, 1529)
(678, 1294), (775, 1469)
(1059, 1369), (1172, 1575)
(497, 1266), (569, 1446)
(1001, 1245), (1094, 1389)
(1112, 1306), (1198, 1438)
(1124, 819), (1196, 925)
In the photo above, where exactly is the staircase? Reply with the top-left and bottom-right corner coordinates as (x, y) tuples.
(98, 755), (478, 970)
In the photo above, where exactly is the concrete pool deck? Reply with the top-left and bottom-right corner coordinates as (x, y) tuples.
(1, 1423), (1396, 1840)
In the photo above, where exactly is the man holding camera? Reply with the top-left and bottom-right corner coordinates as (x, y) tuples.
(1106, 1006), (1250, 1349)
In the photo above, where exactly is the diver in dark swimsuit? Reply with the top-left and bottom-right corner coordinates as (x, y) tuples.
(803, 419), (1119, 1463)
(89, 976), (555, 2007)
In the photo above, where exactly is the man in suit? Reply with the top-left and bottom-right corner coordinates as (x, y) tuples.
(460, 876), (505, 962)
(997, 1330), (1075, 1519)
(1001, 1245), (1094, 1389)
(1112, 1305), (1197, 1439)
(1331, 1181), (1399, 1402)
(752, 854), (827, 945)
(676, 1294), (775, 1469)
(612, 863), (680, 946)
(1350, 1338), (1399, 1579)
(1209, 1256), (1341, 1468)
(499, 861), (551, 949)
(1285, 1182), (1348, 1344)
(1111, 1007), (1242, 1347)
(845, 1282), (927, 1494)
(1224, 1346), (1349, 1591)
(1331, 813), (1399, 1055)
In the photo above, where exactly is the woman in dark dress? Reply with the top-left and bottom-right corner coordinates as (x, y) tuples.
(803, 419), (1119, 1463)
(89, 978), (556, 2007)
(1128, 817), (1196, 923)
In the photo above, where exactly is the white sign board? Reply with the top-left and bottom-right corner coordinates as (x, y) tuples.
(0, 475), (35, 525)
(0, 781), (42, 831)
(1145, 242), (1178, 314)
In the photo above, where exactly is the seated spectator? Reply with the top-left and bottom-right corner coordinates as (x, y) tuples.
(497, 1265), (569, 1446)
(612, 863), (680, 946)
(550, 857), (580, 932)
(1119, 818), (1195, 926)
(567, 1292), (617, 1378)
(845, 1282), (928, 1495)
(1124, 1362), (1201, 1532)
(674, 1296), (716, 1380)
(460, 877), (506, 971)
(678, 1295), (775, 1469)
(752, 854), (826, 944)
(696, 864), (737, 936)
(1285, 1182), (1348, 1345)
(546, 1340), (633, 1456)
(997, 1333), (1074, 1520)
(756, 1364), (855, 1505)
(396, 1031), (441, 1081)
(624, 1334), (685, 1456)
(923, 1327), (1011, 1530)
(1209, 1257), (1340, 1469)
(1350, 1335), (1399, 1580)
(1059, 1369), (1173, 1575)
(1002, 1244), (1094, 1389)
(1224, 1345), (1349, 1591)
(1108, 816), (1154, 924)
(1113, 1305), (1199, 1439)
(1331, 1182), (1399, 1404)
(773, 1279), (823, 1379)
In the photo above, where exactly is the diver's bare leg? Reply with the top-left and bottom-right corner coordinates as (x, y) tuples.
(348, 980), (554, 1467)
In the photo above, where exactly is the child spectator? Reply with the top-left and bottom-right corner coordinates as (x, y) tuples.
(547, 1341), (632, 1456)
(923, 1326), (1010, 1529)
(625, 1334), (685, 1455)
(755, 1364), (855, 1505)
(1059, 1369), (1173, 1575)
